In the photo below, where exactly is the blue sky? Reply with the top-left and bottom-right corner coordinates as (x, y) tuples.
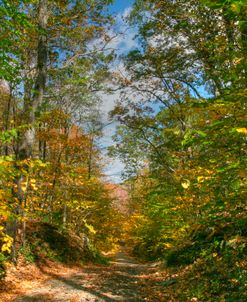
(109, 0), (134, 14)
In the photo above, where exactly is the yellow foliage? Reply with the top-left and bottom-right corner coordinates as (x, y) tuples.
(83, 220), (97, 234)
(236, 128), (247, 135)
(197, 176), (204, 183)
(181, 179), (190, 189)
(164, 243), (173, 249)
(0, 227), (13, 253)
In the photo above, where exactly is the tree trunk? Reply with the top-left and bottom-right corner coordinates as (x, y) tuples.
(88, 136), (94, 180)
(19, 0), (48, 160)
(63, 204), (67, 226)
(10, 0), (48, 259)
(0, 80), (11, 155)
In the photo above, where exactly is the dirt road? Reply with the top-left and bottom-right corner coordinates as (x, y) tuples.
(15, 251), (167, 302)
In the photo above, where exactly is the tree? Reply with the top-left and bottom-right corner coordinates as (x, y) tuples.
(110, 1), (246, 299)
(0, 0), (116, 264)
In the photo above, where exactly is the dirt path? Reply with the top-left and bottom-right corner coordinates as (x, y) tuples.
(14, 251), (167, 302)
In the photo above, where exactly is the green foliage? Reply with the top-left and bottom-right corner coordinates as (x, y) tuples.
(19, 243), (36, 263)
(0, 1), (246, 300)
(110, 0), (247, 300)
(0, 129), (18, 143)
(0, 252), (8, 279)
(0, 0), (32, 81)
(20, 222), (109, 264)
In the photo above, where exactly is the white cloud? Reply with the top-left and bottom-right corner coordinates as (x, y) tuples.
(103, 157), (125, 183)
(106, 7), (138, 55)
(98, 92), (123, 183)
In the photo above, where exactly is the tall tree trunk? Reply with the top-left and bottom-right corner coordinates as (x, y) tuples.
(3, 97), (12, 156)
(11, 0), (48, 259)
(19, 0), (48, 160)
(88, 136), (94, 180)
(240, 13), (247, 84)
(63, 204), (67, 226)
(0, 80), (11, 155)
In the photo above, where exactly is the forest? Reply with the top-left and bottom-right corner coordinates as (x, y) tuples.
(0, 0), (246, 301)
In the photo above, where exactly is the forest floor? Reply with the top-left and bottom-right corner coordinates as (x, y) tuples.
(0, 250), (177, 302)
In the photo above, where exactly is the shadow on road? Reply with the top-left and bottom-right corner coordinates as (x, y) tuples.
(14, 250), (151, 302)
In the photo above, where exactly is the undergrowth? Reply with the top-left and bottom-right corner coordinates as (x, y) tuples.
(131, 220), (247, 301)
(17, 222), (109, 266)
(0, 253), (8, 279)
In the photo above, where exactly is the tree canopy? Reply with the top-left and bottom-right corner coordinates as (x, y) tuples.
(0, 1), (246, 301)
